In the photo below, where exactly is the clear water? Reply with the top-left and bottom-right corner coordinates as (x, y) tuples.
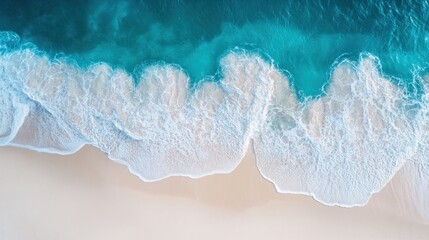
(2, 0), (428, 96)
(0, 0), (428, 217)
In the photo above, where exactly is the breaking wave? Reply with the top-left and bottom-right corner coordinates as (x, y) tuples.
(0, 31), (428, 218)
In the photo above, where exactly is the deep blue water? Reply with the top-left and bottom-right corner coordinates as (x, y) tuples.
(1, 0), (428, 96)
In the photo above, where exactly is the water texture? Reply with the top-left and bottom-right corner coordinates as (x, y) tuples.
(0, 0), (428, 219)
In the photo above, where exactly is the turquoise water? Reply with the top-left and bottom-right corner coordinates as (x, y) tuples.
(1, 0), (428, 96)
(1, 1), (429, 211)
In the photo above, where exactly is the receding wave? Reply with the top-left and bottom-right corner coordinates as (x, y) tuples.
(0, 32), (428, 217)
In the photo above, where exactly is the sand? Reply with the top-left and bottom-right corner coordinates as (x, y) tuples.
(0, 145), (428, 240)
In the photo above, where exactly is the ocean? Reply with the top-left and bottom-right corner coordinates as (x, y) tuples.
(0, 0), (428, 216)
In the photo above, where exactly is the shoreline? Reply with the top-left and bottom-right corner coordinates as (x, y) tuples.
(0, 145), (428, 239)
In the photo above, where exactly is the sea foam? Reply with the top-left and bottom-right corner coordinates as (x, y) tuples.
(0, 32), (428, 215)
(254, 56), (416, 206)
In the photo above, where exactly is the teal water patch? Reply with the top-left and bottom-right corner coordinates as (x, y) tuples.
(1, 0), (428, 97)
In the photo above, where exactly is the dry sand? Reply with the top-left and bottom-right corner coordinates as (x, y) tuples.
(0, 145), (428, 240)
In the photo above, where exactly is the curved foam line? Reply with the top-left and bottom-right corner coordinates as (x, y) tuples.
(0, 34), (427, 211)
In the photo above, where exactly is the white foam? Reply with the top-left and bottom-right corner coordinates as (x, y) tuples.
(0, 49), (273, 181)
(395, 74), (429, 222)
(0, 40), (426, 211)
(0, 77), (29, 144)
(9, 104), (85, 154)
(254, 55), (417, 206)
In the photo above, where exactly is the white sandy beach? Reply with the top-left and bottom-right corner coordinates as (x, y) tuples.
(0, 145), (428, 240)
